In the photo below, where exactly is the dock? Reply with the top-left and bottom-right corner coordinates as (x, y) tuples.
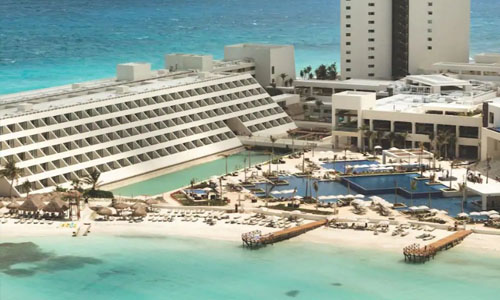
(242, 219), (327, 248)
(403, 230), (472, 263)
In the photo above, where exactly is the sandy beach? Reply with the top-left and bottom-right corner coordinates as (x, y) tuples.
(3, 210), (500, 258)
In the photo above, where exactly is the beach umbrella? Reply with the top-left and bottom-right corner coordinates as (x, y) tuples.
(113, 202), (130, 210)
(131, 202), (146, 209)
(97, 207), (113, 216)
(489, 214), (500, 220)
(417, 205), (429, 211)
(469, 212), (480, 217)
(354, 194), (365, 199)
(43, 199), (69, 213)
(374, 145), (382, 149)
(409, 206), (418, 211)
(6, 201), (20, 210)
(429, 208), (439, 214)
(19, 198), (45, 212)
(271, 191), (282, 195)
(439, 210), (448, 215)
(457, 212), (469, 219)
(480, 211), (490, 216)
(487, 210), (499, 216)
(145, 199), (159, 206)
(292, 195), (303, 200)
(132, 207), (147, 217)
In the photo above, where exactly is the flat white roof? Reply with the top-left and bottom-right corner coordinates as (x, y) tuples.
(0, 70), (228, 119)
(372, 93), (480, 113)
(406, 75), (470, 87)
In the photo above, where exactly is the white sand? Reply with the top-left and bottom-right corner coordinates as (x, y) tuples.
(2, 214), (500, 257)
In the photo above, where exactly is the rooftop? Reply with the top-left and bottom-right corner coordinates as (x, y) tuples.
(405, 75), (471, 87)
(0, 69), (230, 119)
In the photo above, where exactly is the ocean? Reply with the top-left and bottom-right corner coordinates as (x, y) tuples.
(1, 0), (499, 95)
(1, 235), (500, 300)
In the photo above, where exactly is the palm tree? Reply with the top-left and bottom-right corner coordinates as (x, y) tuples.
(396, 132), (409, 149)
(358, 124), (370, 152)
(279, 73), (287, 86)
(0, 160), (22, 198)
(300, 70), (304, 79)
(83, 169), (101, 191)
(457, 181), (467, 213)
(375, 131), (384, 147)
(436, 131), (447, 158)
(386, 132), (397, 148)
(21, 180), (31, 198)
(270, 136), (277, 174)
(313, 181), (319, 209)
(190, 178), (196, 190)
(71, 178), (82, 191)
(287, 78), (294, 87)
(447, 134), (457, 159)
(326, 63), (338, 80)
(315, 100), (323, 119)
(308, 73), (314, 80)
(315, 64), (327, 80)
(365, 130), (375, 152)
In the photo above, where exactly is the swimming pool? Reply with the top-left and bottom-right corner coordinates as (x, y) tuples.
(343, 173), (447, 197)
(322, 160), (379, 173)
(254, 175), (478, 217)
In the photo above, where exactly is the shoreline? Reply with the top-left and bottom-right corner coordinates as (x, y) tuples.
(3, 218), (500, 258)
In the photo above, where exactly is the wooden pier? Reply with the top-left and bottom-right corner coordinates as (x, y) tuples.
(242, 219), (327, 248)
(403, 230), (472, 263)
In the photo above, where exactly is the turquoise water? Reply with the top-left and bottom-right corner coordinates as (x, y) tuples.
(1, 0), (499, 95)
(2, 235), (500, 300)
(322, 160), (379, 173)
(111, 150), (270, 196)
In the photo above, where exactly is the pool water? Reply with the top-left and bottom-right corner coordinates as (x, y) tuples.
(255, 176), (479, 217)
(322, 160), (378, 173)
(111, 150), (270, 197)
(344, 173), (448, 195)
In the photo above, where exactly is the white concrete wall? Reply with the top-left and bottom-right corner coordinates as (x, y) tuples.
(116, 63), (152, 81)
(408, 0), (470, 74)
(340, 0), (393, 80)
(224, 44), (295, 87)
(165, 54), (213, 72)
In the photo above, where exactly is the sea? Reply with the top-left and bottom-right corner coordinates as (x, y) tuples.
(1, 235), (500, 300)
(1, 0), (499, 95)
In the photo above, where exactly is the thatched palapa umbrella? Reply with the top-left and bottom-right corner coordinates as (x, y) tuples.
(19, 198), (45, 212)
(145, 199), (159, 206)
(43, 198), (69, 214)
(113, 202), (130, 210)
(97, 207), (113, 219)
(132, 206), (147, 218)
(6, 201), (20, 210)
(131, 202), (147, 209)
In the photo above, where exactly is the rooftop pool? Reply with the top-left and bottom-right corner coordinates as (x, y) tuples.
(343, 173), (447, 197)
(322, 160), (379, 173)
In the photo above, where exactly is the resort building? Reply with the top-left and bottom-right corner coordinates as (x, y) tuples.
(340, 0), (470, 80)
(0, 61), (296, 197)
(433, 53), (500, 82)
(331, 75), (497, 160)
(481, 98), (500, 161)
(165, 44), (296, 88)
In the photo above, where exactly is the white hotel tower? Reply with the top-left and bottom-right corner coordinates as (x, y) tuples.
(340, 0), (470, 80)
(0, 51), (296, 196)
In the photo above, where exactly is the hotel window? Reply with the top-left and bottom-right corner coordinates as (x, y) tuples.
(427, 46), (432, 50)
(346, 6), (351, 10)
(428, 11), (433, 15)
(428, 2), (433, 6)
(428, 37), (432, 41)
(346, 59), (351, 63)
(346, 68), (351, 72)
(368, 47), (375, 51)
(368, 12), (375, 16)
(346, 50), (351, 54)
(368, 20), (375, 24)
(490, 112), (494, 123)
(368, 55), (375, 59)
(272, 66), (275, 74)
(368, 64), (375, 68)
(346, 33), (351, 37)
(346, 42), (351, 46)
(346, 15), (351, 19)
(368, 73), (375, 77)
(368, 29), (375, 33)
(368, 38), (375, 42)
(346, 24), (351, 28)
(368, 3), (375, 6)
(428, 28), (433, 33)
(428, 20), (433, 24)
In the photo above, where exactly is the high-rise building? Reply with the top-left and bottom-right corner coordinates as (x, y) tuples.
(0, 61), (296, 197)
(341, 0), (470, 80)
